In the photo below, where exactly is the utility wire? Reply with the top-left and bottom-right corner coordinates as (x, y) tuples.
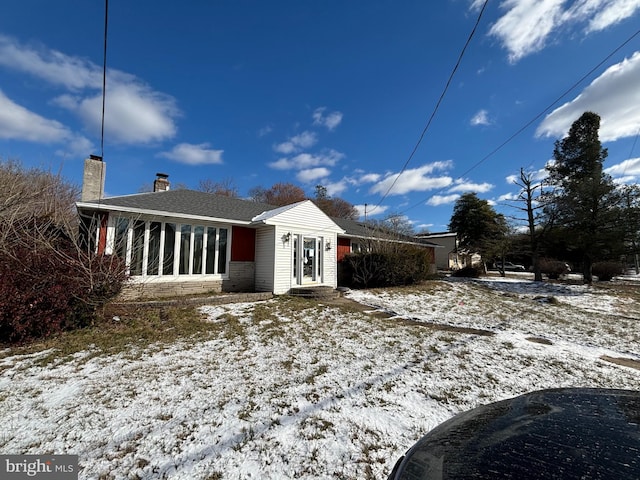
(100, 0), (109, 160)
(621, 128), (639, 178)
(367, 0), (489, 216)
(398, 25), (640, 218)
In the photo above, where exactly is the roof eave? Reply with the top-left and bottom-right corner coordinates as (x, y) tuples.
(75, 201), (254, 225)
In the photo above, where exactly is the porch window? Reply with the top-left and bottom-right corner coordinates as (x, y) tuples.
(162, 223), (176, 275)
(193, 226), (204, 274)
(130, 220), (145, 276)
(106, 216), (229, 278)
(147, 222), (161, 275)
(114, 217), (129, 260)
(179, 225), (192, 274)
(205, 227), (217, 274)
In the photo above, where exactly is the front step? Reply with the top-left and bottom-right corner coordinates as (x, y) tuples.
(288, 286), (341, 299)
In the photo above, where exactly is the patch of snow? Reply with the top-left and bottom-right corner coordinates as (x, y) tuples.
(1, 278), (639, 479)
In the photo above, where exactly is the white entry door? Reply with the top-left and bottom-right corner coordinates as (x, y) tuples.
(302, 237), (317, 283)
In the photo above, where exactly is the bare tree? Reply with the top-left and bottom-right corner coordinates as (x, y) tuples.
(0, 159), (127, 342)
(312, 185), (359, 220)
(197, 178), (238, 197)
(507, 168), (554, 281)
(249, 182), (306, 206)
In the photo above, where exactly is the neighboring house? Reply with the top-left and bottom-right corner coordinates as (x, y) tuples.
(415, 231), (480, 270)
(76, 157), (437, 299)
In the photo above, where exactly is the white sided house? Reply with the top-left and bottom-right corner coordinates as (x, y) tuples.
(76, 158), (345, 298)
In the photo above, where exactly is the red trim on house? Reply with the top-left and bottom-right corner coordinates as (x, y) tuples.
(97, 213), (108, 255)
(336, 237), (351, 262)
(231, 226), (256, 261)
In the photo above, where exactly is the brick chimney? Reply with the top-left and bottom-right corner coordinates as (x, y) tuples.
(153, 172), (170, 192)
(81, 155), (106, 201)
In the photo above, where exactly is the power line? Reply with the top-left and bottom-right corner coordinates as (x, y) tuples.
(367, 0), (489, 216)
(621, 128), (639, 178)
(100, 0), (109, 160)
(397, 25), (640, 218)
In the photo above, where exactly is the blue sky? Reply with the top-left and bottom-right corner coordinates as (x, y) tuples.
(1, 1), (639, 231)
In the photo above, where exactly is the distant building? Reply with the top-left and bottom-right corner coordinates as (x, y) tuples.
(415, 231), (480, 270)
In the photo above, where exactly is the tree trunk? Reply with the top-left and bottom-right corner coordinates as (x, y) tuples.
(583, 256), (593, 285)
(532, 252), (543, 282)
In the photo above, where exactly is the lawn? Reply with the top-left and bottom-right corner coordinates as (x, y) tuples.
(1, 276), (639, 479)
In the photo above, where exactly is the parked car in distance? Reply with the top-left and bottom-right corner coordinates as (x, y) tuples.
(495, 261), (526, 272)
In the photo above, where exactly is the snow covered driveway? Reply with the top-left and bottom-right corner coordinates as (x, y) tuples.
(1, 277), (639, 479)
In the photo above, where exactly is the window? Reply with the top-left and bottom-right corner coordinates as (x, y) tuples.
(193, 226), (204, 274)
(114, 217), (129, 260)
(179, 225), (192, 274)
(130, 220), (145, 276)
(147, 222), (162, 275)
(205, 227), (216, 274)
(112, 218), (229, 278)
(163, 223), (176, 275)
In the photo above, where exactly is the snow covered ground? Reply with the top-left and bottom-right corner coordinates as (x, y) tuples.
(1, 277), (639, 479)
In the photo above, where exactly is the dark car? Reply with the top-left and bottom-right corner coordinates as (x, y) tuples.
(388, 388), (640, 480)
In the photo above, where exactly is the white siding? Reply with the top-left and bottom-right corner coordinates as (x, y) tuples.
(261, 200), (343, 233)
(255, 201), (344, 294)
(271, 226), (339, 294)
(254, 226), (276, 292)
(273, 225), (296, 294)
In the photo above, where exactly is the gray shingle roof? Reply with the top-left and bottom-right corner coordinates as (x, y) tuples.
(78, 190), (278, 223)
(332, 217), (440, 247)
(78, 190), (439, 246)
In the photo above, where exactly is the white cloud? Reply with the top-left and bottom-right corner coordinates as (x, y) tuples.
(470, 109), (491, 126)
(273, 131), (317, 154)
(258, 125), (273, 137)
(0, 89), (70, 142)
(536, 51), (640, 142)
(448, 179), (494, 193)
(355, 204), (389, 218)
(158, 143), (224, 165)
(269, 149), (344, 170)
(486, 0), (640, 62)
(296, 167), (331, 183)
(569, 0), (640, 33)
(489, 0), (565, 63)
(505, 174), (519, 184)
(56, 135), (95, 157)
(0, 34), (102, 90)
(312, 107), (343, 131)
(497, 192), (520, 201)
(0, 34), (180, 145)
(56, 84), (179, 144)
(469, 0), (487, 11)
(358, 173), (382, 184)
(426, 194), (460, 206)
(370, 161), (454, 196)
(0, 89), (94, 155)
(605, 157), (640, 179)
(324, 179), (349, 196)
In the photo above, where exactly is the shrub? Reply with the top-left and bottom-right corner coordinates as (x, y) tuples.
(592, 261), (624, 281)
(451, 265), (482, 278)
(539, 258), (569, 280)
(0, 216), (127, 344)
(340, 245), (433, 288)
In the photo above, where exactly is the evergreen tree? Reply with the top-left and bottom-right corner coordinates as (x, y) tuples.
(545, 112), (619, 284)
(449, 192), (507, 262)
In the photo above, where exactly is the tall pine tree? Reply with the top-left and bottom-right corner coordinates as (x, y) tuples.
(545, 112), (619, 284)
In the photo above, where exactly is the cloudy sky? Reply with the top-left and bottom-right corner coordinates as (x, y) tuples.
(1, 0), (639, 230)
